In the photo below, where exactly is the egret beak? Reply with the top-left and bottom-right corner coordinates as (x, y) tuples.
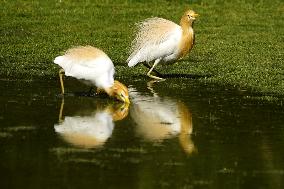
(115, 93), (130, 104)
(124, 97), (130, 104)
(194, 13), (199, 18)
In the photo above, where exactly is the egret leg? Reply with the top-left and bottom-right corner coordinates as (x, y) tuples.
(88, 87), (94, 95)
(59, 69), (65, 94)
(147, 59), (164, 80)
(142, 62), (162, 77)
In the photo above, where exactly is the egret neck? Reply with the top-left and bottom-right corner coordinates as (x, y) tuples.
(178, 15), (194, 59)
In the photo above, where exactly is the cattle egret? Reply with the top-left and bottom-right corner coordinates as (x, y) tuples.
(127, 9), (199, 80)
(54, 46), (130, 103)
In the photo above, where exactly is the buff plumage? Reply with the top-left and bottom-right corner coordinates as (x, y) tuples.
(127, 9), (199, 80)
(54, 46), (130, 103)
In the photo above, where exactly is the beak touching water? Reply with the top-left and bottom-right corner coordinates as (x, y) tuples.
(117, 93), (130, 104)
(113, 80), (130, 104)
(124, 96), (130, 104)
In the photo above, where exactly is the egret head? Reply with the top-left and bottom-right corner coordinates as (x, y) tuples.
(181, 9), (199, 26)
(112, 80), (130, 104)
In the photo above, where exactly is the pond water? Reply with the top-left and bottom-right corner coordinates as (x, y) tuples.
(0, 78), (284, 189)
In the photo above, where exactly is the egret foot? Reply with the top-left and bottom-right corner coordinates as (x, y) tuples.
(142, 62), (162, 77)
(147, 72), (165, 80)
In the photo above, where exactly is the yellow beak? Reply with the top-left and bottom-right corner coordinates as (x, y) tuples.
(194, 13), (199, 17)
(124, 97), (130, 104)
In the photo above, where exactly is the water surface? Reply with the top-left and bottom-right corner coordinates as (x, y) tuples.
(0, 79), (283, 189)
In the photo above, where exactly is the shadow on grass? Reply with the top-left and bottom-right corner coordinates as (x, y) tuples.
(141, 62), (212, 79)
(161, 73), (212, 79)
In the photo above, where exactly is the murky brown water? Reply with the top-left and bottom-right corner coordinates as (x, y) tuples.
(0, 78), (283, 189)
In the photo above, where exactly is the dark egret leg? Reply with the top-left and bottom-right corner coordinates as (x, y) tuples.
(59, 69), (65, 94)
(147, 59), (164, 80)
(88, 87), (95, 95)
(96, 87), (105, 94)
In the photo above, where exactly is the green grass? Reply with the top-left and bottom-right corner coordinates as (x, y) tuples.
(0, 0), (283, 95)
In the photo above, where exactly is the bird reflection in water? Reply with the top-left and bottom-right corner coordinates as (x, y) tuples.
(129, 81), (197, 155)
(54, 99), (129, 148)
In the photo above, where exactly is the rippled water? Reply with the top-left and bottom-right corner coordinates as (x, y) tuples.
(0, 79), (283, 189)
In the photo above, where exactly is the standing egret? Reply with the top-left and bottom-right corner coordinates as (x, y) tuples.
(127, 9), (199, 80)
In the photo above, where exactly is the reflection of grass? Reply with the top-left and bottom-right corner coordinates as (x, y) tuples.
(218, 168), (284, 175)
(108, 147), (147, 154)
(67, 158), (104, 166)
(0, 1), (283, 95)
(50, 147), (143, 165)
(4, 126), (36, 131)
(50, 147), (94, 155)
(244, 95), (282, 103)
(218, 167), (235, 174)
(252, 169), (284, 175)
(0, 132), (12, 138)
(0, 126), (36, 137)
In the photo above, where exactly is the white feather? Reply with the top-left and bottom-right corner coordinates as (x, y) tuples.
(127, 17), (182, 67)
(54, 46), (115, 89)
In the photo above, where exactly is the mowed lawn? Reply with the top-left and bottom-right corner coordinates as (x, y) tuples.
(0, 0), (283, 95)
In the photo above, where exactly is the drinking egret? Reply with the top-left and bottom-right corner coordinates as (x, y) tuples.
(54, 46), (130, 103)
(127, 9), (199, 80)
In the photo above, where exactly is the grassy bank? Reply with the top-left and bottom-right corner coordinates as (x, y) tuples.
(0, 0), (283, 95)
